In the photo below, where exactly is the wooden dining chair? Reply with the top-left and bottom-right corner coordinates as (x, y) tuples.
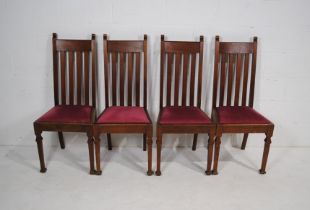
(93, 34), (153, 175)
(156, 35), (216, 176)
(33, 33), (97, 174)
(210, 36), (274, 175)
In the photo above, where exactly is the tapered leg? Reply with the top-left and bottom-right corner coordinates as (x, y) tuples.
(146, 131), (153, 176)
(143, 133), (147, 151)
(241, 133), (249, 150)
(107, 133), (112, 150)
(205, 133), (215, 175)
(87, 132), (96, 175)
(212, 134), (222, 175)
(58, 132), (65, 149)
(192, 133), (198, 151)
(155, 129), (162, 176)
(35, 131), (47, 173)
(94, 133), (102, 175)
(259, 133), (272, 174)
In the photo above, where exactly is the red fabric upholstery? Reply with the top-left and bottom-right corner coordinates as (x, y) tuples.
(36, 105), (92, 123)
(97, 106), (150, 124)
(216, 106), (271, 124)
(159, 106), (211, 125)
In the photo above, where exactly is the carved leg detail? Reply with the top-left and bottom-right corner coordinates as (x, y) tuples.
(146, 133), (153, 176)
(143, 133), (147, 151)
(35, 131), (47, 173)
(205, 133), (215, 175)
(87, 134), (96, 175)
(155, 130), (162, 176)
(212, 135), (222, 175)
(94, 134), (102, 175)
(241, 133), (249, 150)
(58, 132), (65, 149)
(259, 135), (272, 175)
(107, 133), (112, 150)
(192, 133), (198, 151)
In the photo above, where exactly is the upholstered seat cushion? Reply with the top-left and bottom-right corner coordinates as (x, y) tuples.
(97, 106), (150, 124)
(216, 106), (271, 124)
(159, 106), (211, 125)
(36, 105), (93, 123)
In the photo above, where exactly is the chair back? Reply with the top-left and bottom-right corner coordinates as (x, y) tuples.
(212, 36), (258, 108)
(103, 35), (148, 108)
(52, 33), (97, 107)
(159, 35), (204, 109)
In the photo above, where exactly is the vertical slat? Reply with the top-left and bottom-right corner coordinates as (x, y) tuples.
(111, 52), (117, 106)
(197, 36), (204, 108)
(212, 36), (220, 108)
(174, 53), (181, 106)
(76, 51), (82, 105)
(60, 51), (66, 105)
(227, 54), (234, 106)
(219, 54), (227, 106)
(128, 53), (133, 106)
(68, 51), (74, 105)
(160, 35), (165, 109)
(52, 33), (59, 105)
(119, 53), (125, 106)
(249, 37), (258, 107)
(135, 52), (141, 106)
(242, 54), (249, 106)
(91, 34), (96, 107)
(234, 54), (242, 106)
(143, 35), (148, 108)
(189, 53), (196, 106)
(182, 53), (189, 106)
(103, 34), (109, 107)
(166, 53), (173, 106)
(84, 51), (90, 105)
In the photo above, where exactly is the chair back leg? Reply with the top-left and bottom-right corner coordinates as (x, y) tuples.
(192, 133), (198, 151)
(241, 133), (249, 150)
(58, 132), (65, 149)
(143, 133), (147, 151)
(107, 133), (112, 150)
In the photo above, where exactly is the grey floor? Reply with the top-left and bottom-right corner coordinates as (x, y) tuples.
(1, 142), (310, 210)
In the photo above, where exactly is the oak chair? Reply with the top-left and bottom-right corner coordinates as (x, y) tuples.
(33, 33), (97, 174)
(93, 34), (153, 175)
(156, 35), (216, 176)
(210, 36), (274, 175)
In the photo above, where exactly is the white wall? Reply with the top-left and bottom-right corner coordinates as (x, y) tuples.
(0, 0), (309, 148)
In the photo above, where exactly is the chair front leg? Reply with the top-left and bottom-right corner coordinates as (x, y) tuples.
(259, 131), (273, 174)
(58, 132), (65, 149)
(94, 132), (102, 175)
(87, 131), (96, 175)
(212, 133), (222, 175)
(241, 133), (249, 150)
(146, 129), (153, 176)
(155, 128), (162, 176)
(35, 130), (47, 173)
(205, 132), (215, 175)
(192, 133), (198, 151)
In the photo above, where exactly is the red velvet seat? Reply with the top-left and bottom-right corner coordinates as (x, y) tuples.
(36, 105), (93, 123)
(216, 106), (271, 124)
(159, 106), (211, 125)
(97, 106), (150, 124)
